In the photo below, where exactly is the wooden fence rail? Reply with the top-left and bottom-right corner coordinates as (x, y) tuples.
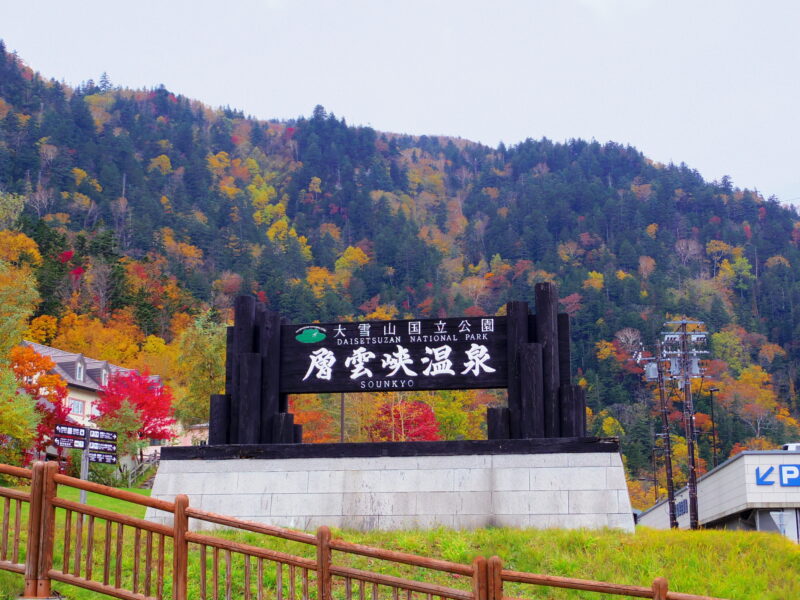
(0, 462), (728, 600)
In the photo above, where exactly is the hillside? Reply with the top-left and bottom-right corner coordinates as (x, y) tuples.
(1, 41), (799, 503)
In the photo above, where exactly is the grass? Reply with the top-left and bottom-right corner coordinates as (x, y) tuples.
(1, 486), (798, 599)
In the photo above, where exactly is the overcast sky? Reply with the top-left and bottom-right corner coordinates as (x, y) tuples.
(3, 1), (799, 205)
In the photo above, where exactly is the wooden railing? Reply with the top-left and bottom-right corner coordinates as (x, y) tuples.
(0, 461), (727, 600)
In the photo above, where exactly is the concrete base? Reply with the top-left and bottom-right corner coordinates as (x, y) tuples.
(146, 451), (634, 532)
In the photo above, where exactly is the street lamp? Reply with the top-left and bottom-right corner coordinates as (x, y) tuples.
(708, 387), (720, 468)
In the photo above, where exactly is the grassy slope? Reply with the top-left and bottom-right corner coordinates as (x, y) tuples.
(0, 488), (797, 599)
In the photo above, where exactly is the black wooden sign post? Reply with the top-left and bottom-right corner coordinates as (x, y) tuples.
(209, 282), (586, 445)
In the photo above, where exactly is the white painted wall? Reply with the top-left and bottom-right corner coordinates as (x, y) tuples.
(145, 452), (634, 532)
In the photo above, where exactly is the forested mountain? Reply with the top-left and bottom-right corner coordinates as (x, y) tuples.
(2, 42), (799, 505)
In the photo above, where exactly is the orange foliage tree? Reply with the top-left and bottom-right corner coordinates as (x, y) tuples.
(9, 345), (70, 454)
(288, 395), (337, 443)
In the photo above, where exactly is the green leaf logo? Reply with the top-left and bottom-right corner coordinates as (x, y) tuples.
(295, 326), (327, 343)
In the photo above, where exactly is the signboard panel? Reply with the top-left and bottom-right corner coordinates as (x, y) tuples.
(88, 441), (117, 453)
(54, 424), (86, 438)
(89, 429), (118, 442)
(280, 316), (508, 394)
(53, 436), (86, 449)
(88, 452), (117, 464)
(755, 464), (800, 486)
(53, 423), (117, 456)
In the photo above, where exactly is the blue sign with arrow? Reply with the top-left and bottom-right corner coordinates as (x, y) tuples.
(756, 465), (800, 486)
(756, 466), (775, 486)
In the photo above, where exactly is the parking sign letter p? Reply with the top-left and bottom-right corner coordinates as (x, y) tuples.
(779, 465), (800, 486)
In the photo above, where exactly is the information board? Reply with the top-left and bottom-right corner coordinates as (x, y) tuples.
(280, 316), (508, 394)
(53, 424), (118, 463)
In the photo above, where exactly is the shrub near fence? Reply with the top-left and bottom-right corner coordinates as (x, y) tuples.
(0, 462), (727, 600)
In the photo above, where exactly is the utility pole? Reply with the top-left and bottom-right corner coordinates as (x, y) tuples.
(679, 322), (700, 530)
(650, 443), (658, 504)
(655, 341), (679, 529)
(661, 320), (707, 530)
(708, 387), (719, 468)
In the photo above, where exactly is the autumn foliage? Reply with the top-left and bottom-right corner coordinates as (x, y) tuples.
(367, 400), (441, 442)
(9, 345), (70, 453)
(3, 43), (800, 494)
(96, 371), (176, 441)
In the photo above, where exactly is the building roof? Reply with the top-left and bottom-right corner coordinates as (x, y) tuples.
(21, 340), (157, 392)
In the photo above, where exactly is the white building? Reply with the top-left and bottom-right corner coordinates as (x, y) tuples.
(637, 447), (800, 543)
(22, 340), (142, 427)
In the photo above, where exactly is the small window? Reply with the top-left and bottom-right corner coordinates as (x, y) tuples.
(101, 370), (109, 386)
(76, 363), (85, 382)
(69, 399), (85, 415)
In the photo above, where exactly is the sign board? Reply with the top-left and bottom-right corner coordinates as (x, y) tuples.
(88, 452), (117, 464)
(53, 423), (117, 463)
(755, 465), (800, 486)
(88, 441), (117, 453)
(89, 429), (118, 442)
(280, 316), (508, 394)
(209, 286), (588, 446)
(55, 424), (87, 438)
(53, 436), (86, 450)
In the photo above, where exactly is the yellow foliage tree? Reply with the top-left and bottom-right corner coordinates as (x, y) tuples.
(0, 261), (40, 358)
(26, 315), (58, 345)
(706, 240), (734, 277)
(557, 241), (584, 265)
(206, 151), (230, 176)
(595, 340), (615, 360)
(364, 304), (398, 321)
(306, 266), (336, 299)
(160, 228), (204, 271)
(267, 218), (313, 261)
(52, 311), (143, 366)
(583, 271), (604, 291)
(0, 231), (42, 267)
(148, 154), (173, 175)
(334, 246), (370, 287)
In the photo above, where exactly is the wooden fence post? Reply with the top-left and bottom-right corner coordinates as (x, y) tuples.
(35, 462), (58, 598)
(173, 494), (189, 600)
(23, 462), (44, 598)
(472, 557), (487, 600)
(487, 556), (503, 600)
(316, 526), (332, 600)
(652, 577), (668, 600)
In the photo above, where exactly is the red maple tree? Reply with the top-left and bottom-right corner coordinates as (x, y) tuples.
(96, 371), (176, 441)
(367, 400), (441, 442)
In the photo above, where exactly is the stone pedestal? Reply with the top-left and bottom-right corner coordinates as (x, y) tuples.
(145, 439), (634, 532)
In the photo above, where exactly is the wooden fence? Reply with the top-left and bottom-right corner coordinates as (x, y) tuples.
(0, 461), (726, 600)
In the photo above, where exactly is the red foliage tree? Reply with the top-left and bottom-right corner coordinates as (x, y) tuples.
(96, 371), (176, 441)
(367, 400), (441, 442)
(9, 345), (71, 454)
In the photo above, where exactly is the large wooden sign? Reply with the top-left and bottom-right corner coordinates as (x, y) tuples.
(208, 282), (586, 446)
(280, 316), (508, 394)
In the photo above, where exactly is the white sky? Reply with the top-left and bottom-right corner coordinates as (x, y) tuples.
(2, 1), (799, 205)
